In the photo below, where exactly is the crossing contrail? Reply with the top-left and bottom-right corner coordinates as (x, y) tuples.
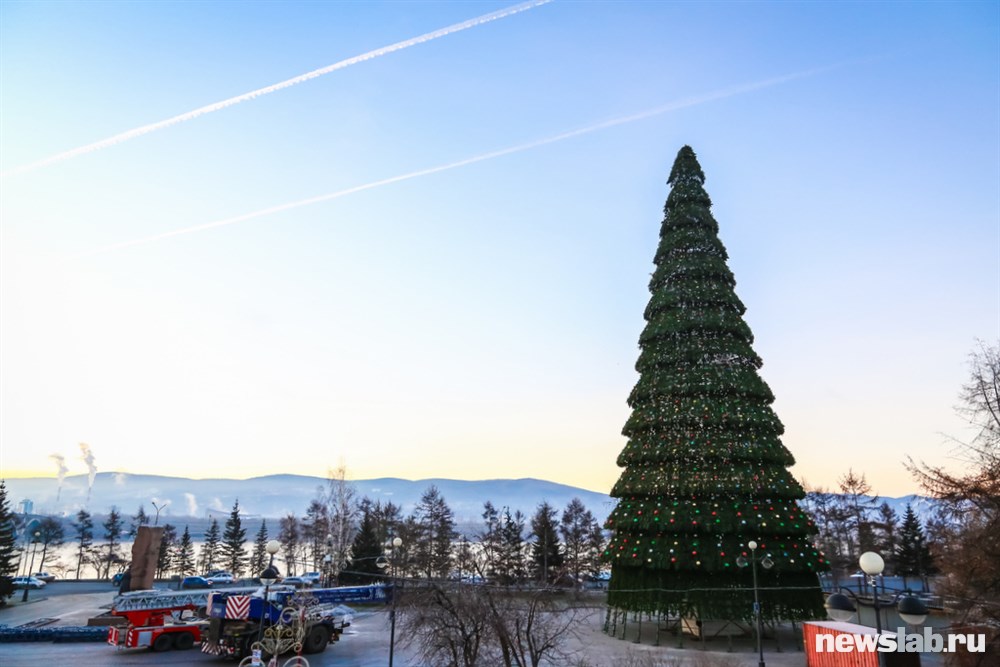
(1, 0), (552, 179)
(77, 63), (844, 259)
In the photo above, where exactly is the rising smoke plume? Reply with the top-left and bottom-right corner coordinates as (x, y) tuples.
(79, 442), (97, 503)
(50, 453), (69, 501)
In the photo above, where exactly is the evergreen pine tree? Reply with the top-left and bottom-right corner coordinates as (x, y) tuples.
(157, 524), (177, 577)
(176, 526), (195, 576)
(561, 498), (603, 586)
(0, 481), (19, 589)
(200, 519), (221, 573)
(343, 501), (384, 585)
(73, 510), (95, 579)
(372, 500), (402, 547)
(220, 500), (248, 577)
(875, 502), (899, 573)
(129, 505), (149, 538)
(604, 146), (826, 621)
(479, 501), (502, 580)
(495, 507), (527, 585)
(529, 501), (563, 584)
(250, 520), (269, 577)
(412, 485), (455, 580)
(102, 508), (124, 579)
(895, 505), (934, 590)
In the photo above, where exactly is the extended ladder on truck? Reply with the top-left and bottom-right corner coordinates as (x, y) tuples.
(202, 584), (392, 660)
(107, 586), (259, 653)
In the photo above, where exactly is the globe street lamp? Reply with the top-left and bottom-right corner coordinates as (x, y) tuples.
(736, 540), (774, 667)
(825, 588), (928, 626)
(252, 540), (281, 667)
(825, 551), (928, 630)
(378, 536), (403, 667)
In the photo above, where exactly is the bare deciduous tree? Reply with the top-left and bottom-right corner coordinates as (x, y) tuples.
(485, 588), (582, 667)
(323, 463), (358, 581)
(398, 582), (583, 667)
(908, 340), (1000, 627)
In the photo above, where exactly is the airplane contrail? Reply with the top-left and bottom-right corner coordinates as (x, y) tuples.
(77, 63), (845, 259)
(1, 0), (552, 179)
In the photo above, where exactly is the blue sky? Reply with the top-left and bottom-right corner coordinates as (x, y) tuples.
(1, 1), (997, 496)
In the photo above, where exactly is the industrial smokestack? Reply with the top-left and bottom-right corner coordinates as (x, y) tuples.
(79, 442), (97, 503)
(50, 454), (69, 501)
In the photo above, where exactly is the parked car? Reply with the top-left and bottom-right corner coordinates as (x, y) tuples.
(12, 576), (46, 590)
(180, 576), (212, 589)
(300, 571), (322, 584)
(280, 576), (313, 589)
(32, 572), (56, 582)
(204, 571), (235, 585)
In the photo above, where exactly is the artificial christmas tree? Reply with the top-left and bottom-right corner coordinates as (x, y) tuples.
(604, 146), (827, 622)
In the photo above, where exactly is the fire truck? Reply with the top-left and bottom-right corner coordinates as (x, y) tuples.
(202, 584), (391, 660)
(107, 587), (257, 652)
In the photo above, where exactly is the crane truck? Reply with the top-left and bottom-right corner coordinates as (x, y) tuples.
(107, 587), (257, 652)
(201, 584), (392, 660)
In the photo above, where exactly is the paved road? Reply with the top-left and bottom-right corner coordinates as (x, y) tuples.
(1, 588), (953, 667)
(0, 614), (408, 667)
(20, 580), (120, 598)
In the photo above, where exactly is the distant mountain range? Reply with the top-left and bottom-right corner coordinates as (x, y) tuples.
(2, 472), (617, 525)
(2, 472), (938, 531)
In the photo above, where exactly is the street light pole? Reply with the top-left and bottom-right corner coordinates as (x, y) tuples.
(378, 535), (403, 667)
(737, 540), (773, 667)
(253, 540), (281, 667)
(326, 533), (334, 587)
(22, 531), (40, 602)
(825, 553), (928, 667)
(859, 551), (885, 635)
(151, 501), (165, 526)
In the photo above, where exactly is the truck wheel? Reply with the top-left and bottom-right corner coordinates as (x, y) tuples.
(152, 633), (174, 652)
(240, 635), (255, 659)
(302, 625), (330, 654)
(174, 632), (195, 650)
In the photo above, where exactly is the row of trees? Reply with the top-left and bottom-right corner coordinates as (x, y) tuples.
(0, 499), (251, 582)
(1, 475), (606, 589)
(802, 470), (937, 588)
(337, 490), (605, 588)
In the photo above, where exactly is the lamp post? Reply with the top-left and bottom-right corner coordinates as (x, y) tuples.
(826, 551), (929, 630)
(736, 540), (774, 667)
(825, 587), (928, 627)
(378, 535), (403, 667)
(252, 540), (281, 667)
(859, 551), (886, 634)
(151, 501), (165, 525)
(325, 532), (336, 587)
(825, 551), (929, 667)
(22, 531), (41, 602)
